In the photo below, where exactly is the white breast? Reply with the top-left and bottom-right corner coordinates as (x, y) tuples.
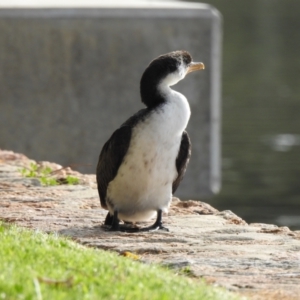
(107, 91), (191, 222)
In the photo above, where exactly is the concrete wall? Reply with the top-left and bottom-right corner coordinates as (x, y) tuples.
(0, 1), (222, 198)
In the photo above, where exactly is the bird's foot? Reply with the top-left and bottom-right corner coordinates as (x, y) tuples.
(103, 223), (168, 232)
(139, 209), (169, 232)
(102, 210), (169, 232)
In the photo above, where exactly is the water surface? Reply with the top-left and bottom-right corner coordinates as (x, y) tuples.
(190, 0), (300, 229)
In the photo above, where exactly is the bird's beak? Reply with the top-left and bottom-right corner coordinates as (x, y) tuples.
(187, 62), (205, 74)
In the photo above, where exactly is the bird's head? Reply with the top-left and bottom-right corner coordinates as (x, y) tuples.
(143, 50), (204, 86)
(140, 50), (205, 107)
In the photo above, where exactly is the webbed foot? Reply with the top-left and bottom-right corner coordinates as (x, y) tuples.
(139, 210), (169, 232)
(103, 209), (168, 232)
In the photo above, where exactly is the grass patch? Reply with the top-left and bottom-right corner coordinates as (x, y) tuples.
(19, 163), (79, 186)
(0, 222), (238, 300)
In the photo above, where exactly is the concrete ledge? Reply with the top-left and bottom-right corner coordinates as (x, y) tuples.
(0, 1), (222, 198)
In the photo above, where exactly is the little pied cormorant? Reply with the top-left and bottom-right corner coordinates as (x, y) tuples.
(96, 50), (205, 232)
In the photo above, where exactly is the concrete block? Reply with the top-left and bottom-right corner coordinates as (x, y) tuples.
(0, 1), (222, 198)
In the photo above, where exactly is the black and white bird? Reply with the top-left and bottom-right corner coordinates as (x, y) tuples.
(96, 50), (204, 232)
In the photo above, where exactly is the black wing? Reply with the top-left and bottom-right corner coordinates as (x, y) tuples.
(172, 131), (191, 194)
(96, 108), (149, 209)
(96, 126), (132, 209)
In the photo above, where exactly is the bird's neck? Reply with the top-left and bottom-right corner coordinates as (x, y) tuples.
(159, 85), (191, 133)
(140, 77), (166, 108)
(141, 79), (191, 135)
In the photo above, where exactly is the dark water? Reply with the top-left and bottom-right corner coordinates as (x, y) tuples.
(190, 0), (300, 229)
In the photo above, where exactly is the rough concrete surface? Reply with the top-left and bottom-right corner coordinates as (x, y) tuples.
(0, 149), (300, 300)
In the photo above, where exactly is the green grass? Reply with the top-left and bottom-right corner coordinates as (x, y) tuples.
(19, 163), (79, 186)
(0, 222), (238, 300)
